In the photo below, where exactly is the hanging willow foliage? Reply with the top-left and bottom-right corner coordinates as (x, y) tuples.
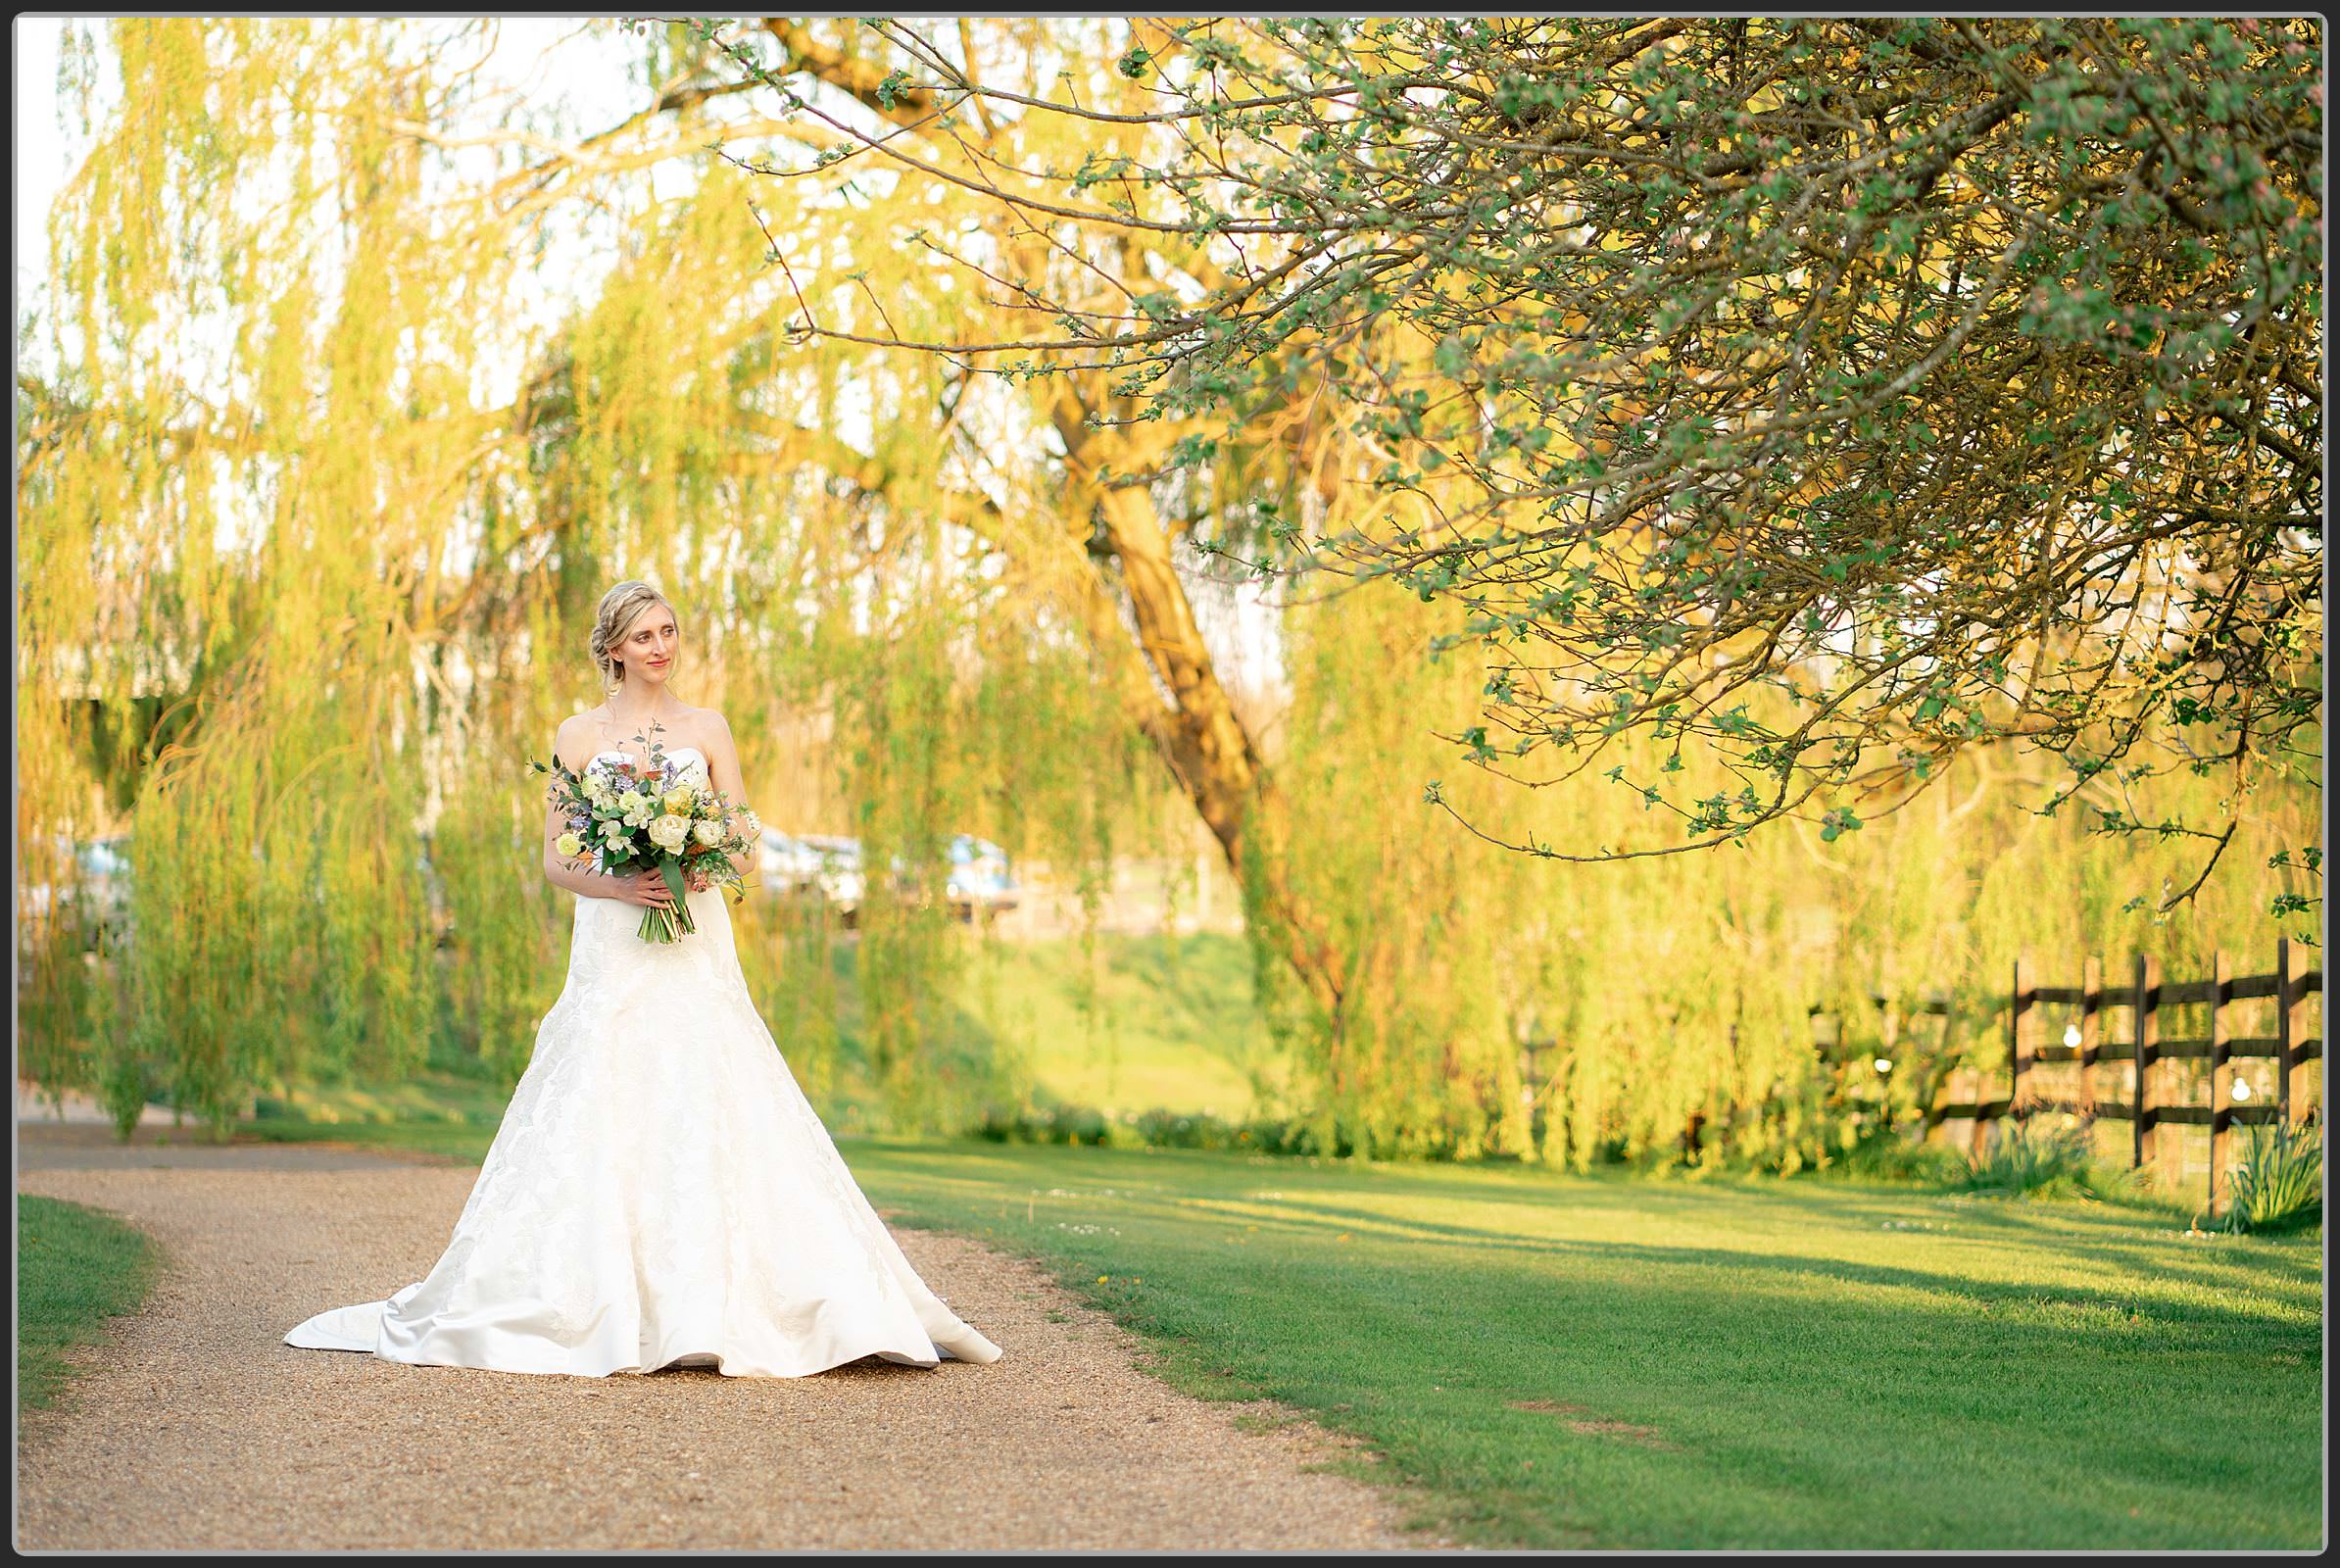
(707, 16), (2321, 1165)
(20, 16), (1185, 1137)
(1259, 540), (2321, 1168)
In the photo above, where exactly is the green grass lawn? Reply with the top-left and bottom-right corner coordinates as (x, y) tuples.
(17, 1195), (160, 1417)
(246, 932), (1287, 1146)
(956, 931), (1292, 1118)
(240, 1108), (2321, 1549)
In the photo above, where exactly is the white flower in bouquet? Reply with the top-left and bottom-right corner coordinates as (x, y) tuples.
(534, 745), (724, 946)
(739, 809), (762, 837)
(692, 818), (723, 846)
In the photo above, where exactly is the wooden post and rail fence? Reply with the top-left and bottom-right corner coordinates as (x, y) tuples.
(1827, 938), (2321, 1219)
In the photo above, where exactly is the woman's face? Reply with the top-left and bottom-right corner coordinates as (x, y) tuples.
(618, 602), (679, 685)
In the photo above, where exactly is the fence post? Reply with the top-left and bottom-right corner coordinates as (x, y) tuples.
(2208, 950), (2233, 1219)
(2276, 937), (2304, 1126)
(2010, 953), (2034, 1123)
(2131, 953), (2159, 1174)
(1725, 1020), (1740, 1152)
(2078, 955), (2103, 1112)
(2151, 956), (2187, 1184)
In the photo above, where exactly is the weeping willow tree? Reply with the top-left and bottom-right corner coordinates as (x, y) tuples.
(17, 16), (1184, 1137)
(765, 15), (2320, 886)
(19, 17), (2320, 1162)
(704, 15), (2323, 1163)
(1261, 517), (2321, 1169)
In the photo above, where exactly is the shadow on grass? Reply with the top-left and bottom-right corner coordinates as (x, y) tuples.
(876, 1141), (2313, 1305)
(854, 1139), (2321, 1549)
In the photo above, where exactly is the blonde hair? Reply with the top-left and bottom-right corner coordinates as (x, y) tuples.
(589, 580), (674, 690)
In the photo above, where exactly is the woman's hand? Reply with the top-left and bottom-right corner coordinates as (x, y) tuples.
(610, 867), (678, 908)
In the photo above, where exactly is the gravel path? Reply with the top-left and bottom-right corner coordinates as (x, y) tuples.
(17, 1121), (443, 1173)
(15, 1125), (1452, 1551)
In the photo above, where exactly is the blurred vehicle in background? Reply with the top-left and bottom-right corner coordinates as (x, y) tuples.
(757, 829), (826, 896)
(947, 835), (1018, 924)
(804, 837), (865, 918)
(786, 834), (865, 924)
(16, 830), (1016, 956)
(20, 842), (132, 926)
(21, 835), (134, 949)
(752, 830), (1014, 927)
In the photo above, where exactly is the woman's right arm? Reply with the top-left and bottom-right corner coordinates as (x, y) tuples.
(542, 731), (609, 898)
(541, 728), (674, 908)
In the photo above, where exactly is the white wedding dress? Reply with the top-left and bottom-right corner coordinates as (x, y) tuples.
(283, 746), (1003, 1378)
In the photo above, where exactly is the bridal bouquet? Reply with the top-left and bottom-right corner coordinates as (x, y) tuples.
(528, 730), (761, 944)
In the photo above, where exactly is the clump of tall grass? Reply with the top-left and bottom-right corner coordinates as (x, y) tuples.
(1828, 1124), (1967, 1185)
(2216, 1118), (2323, 1235)
(1954, 1119), (2140, 1201)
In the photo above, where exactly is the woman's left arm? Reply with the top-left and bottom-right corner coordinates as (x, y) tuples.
(700, 710), (756, 884)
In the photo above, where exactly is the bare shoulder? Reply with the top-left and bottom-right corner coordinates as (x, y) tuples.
(551, 710), (602, 769)
(679, 703), (735, 745)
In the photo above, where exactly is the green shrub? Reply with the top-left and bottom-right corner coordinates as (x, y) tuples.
(1049, 1102), (1111, 1146)
(1956, 1119), (2138, 1200)
(1835, 1125), (1966, 1185)
(2217, 1117), (2323, 1235)
(970, 1100), (1117, 1147)
(971, 1102), (1049, 1145)
(972, 1101), (1337, 1155)
(1134, 1107), (1243, 1150)
(1237, 1115), (1311, 1154)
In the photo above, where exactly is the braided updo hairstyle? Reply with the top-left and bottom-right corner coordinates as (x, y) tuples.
(589, 579), (673, 691)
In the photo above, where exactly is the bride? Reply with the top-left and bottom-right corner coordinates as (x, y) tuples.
(283, 579), (1003, 1378)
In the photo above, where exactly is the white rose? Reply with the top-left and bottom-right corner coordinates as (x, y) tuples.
(692, 818), (722, 846)
(649, 813), (692, 852)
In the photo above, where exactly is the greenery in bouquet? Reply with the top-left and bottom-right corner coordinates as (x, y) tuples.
(527, 722), (761, 943)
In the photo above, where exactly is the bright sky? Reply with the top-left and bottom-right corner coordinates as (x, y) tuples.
(15, 18), (69, 313)
(15, 16), (643, 383)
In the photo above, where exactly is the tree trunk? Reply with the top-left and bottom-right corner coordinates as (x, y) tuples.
(749, 24), (1354, 1030)
(1043, 385), (1348, 1030)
